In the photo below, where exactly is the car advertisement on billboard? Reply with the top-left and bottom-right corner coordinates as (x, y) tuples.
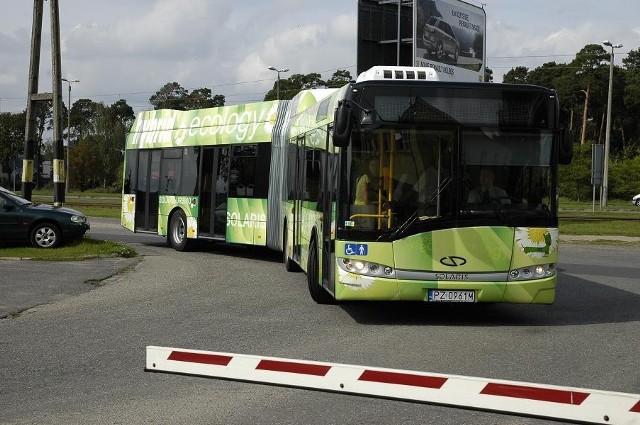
(414, 0), (486, 82)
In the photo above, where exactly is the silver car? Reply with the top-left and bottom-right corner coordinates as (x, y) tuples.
(423, 17), (460, 62)
(632, 193), (640, 207)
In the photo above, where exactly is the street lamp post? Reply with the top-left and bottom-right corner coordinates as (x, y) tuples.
(601, 40), (622, 207)
(62, 77), (79, 193)
(268, 66), (289, 100)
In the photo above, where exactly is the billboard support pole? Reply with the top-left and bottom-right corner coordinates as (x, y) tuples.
(397, 0), (401, 65)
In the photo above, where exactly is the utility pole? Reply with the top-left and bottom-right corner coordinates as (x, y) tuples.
(23, 0), (65, 204)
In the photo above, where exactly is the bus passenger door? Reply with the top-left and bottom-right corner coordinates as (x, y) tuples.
(321, 137), (336, 293)
(135, 149), (160, 232)
(199, 147), (229, 239)
(292, 138), (304, 262)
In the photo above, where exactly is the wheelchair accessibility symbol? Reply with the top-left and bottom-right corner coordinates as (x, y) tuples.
(345, 243), (368, 256)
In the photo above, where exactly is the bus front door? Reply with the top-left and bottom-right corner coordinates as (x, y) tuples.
(135, 149), (160, 232)
(321, 146), (336, 294)
(199, 147), (230, 239)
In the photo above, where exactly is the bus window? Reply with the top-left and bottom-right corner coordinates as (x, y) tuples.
(304, 149), (322, 202)
(230, 145), (257, 198)
(123, 150), (138, 194)
(180, 147), (199, 196)
(160, 148), (182, 196)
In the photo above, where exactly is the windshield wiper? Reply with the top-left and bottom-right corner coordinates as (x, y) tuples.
(380, 177), (453, 241)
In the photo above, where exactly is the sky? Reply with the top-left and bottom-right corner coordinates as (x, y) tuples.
(0, 0), (638, 114)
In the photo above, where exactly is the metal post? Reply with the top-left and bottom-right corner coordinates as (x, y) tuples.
(601, 40), (622, 207)
(50, 0), (65, 205)
(268, 67), (289, 100)
(397, 0), (401, 66)
(22, 0), (45, 201)
(62, 78), (79, 193)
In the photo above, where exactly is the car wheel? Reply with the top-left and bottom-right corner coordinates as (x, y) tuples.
(168, 210), (191, 251)
(635, 199), (640, 207)
(436, 41), (444, 59)
(307, 239), (334, 304)
(30, 222), (61, 248)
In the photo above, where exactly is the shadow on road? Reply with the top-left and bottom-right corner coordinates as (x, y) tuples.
(339, 271), (640, 327)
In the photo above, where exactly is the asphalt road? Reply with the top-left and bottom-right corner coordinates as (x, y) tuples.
(1, 221), (639, 424)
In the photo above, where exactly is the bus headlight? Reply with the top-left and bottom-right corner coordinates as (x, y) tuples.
(508, 263), (556, 281)
(338, 258), (396, 278)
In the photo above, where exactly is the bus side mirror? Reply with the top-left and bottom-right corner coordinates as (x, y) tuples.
(333, 101), (352, 148)
(559, 127), (573, 165)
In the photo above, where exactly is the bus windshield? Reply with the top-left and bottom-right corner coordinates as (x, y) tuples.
(342, 127), (555, 239)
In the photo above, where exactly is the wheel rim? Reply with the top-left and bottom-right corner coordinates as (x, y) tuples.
(172, 216), (186, 244)
(35, 227), (56, 248)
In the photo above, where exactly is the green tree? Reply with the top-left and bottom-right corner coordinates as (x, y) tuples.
(0, 111), (26, 185)
(185, 88), (225, 110)
(149, 83), (225, 110)
(64, 99), (135, 190)
(149, 82), (188, 110)
(525, 62), (565, 89)
(110, 99), (135, 128)
(325, 70), (353, 88)
(71, 98), (100, 141)
(69, 138), (100, 191)
(264, 72), (327, 101)
(484, 67), (493, 83)
(622, 48), (640, 150)
(502, 66), (528, 84)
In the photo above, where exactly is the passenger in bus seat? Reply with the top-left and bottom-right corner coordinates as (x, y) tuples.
(467, 168), (510, 204)
(353, 158), (381, 229)
(354, 158), (383, 205)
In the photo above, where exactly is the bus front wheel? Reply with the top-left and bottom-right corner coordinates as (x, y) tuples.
(169, 210), (191, 251)
(307, 241), (334, 304)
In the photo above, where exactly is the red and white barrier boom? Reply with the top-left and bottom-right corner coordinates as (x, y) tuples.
(146, 346), (640, 424)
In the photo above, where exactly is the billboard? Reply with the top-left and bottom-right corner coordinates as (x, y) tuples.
(414, 0), (486, 82)
(357, 0), (413, 75)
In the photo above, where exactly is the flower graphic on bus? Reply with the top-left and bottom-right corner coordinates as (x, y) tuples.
(515, 227), (558, 258)
(338, 268), (375, 290)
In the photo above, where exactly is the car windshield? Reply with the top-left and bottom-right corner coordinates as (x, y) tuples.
(0, 188), (32, 206)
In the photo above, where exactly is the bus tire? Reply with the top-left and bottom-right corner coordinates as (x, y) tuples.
(168, 210), (191, 252)
(283, 225), (300, 272)
(307, 240), (334, 304)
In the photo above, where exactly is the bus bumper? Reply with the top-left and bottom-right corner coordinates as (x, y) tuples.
(334, 275), (556, 304)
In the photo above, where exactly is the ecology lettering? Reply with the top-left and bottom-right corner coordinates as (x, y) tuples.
(128, 103), (278, 148)
(188, 108), (264, 142)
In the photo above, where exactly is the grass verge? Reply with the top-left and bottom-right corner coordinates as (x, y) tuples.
(0, 237), (137, 261)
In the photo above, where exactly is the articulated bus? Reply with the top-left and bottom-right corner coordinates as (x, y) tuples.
(122, 66), (572, 305)
(282, 66), (572, 304)
(121, 92), (333, 251)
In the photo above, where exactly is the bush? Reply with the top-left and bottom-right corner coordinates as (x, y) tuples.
(559, 142), (640, 201)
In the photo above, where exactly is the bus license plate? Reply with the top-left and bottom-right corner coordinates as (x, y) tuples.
(428, 290), (475, 303)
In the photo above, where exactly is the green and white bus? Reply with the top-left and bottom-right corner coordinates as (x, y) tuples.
(122, 65), (572, 305)
(121, 92), (332, 251)
(281, 66), (572, 304)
